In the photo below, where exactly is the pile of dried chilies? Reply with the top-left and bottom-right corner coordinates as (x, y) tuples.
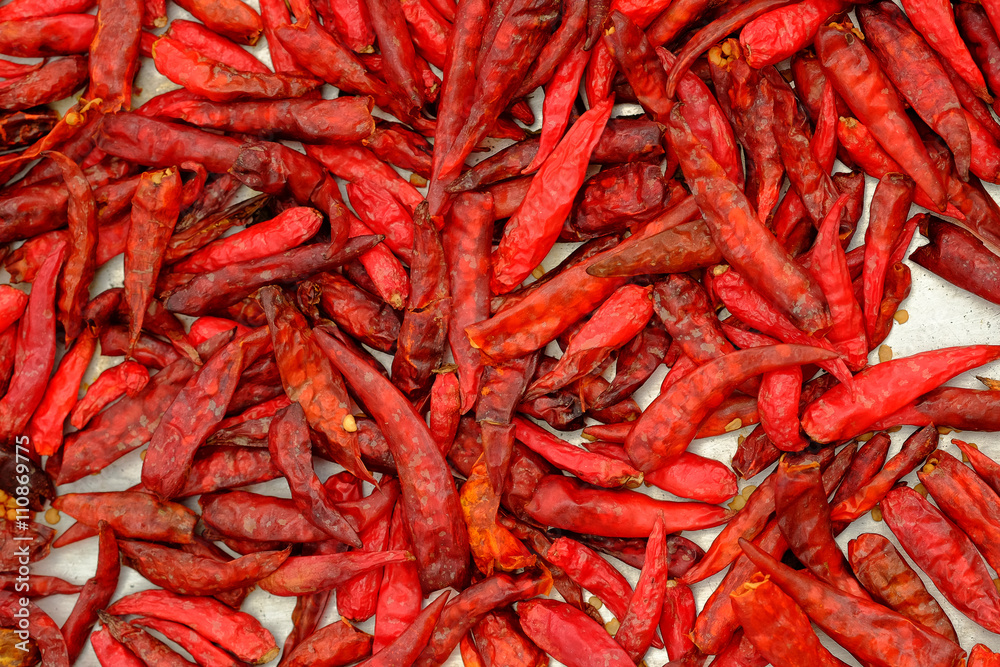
(2, 0), (1000, 664)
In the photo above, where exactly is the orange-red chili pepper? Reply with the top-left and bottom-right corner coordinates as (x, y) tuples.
(173, 0), (263, 44)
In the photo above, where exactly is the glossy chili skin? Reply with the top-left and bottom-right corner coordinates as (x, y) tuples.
(518, 599), (636, 667)
(882, 484), (1000, 633)
(173, 0), (262, 44)
(848, 532), (959, 643)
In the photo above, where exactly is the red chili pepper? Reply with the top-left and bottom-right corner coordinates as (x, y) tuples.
(615, 518), (669, 661)
(152, 36), (319, 102)
(910, 0), (992, 102)
(315, 326), (470, 592)
(53, 491), (196, 543)
(816, 21), (949, 211)
(373, 503), (423, 652)
(802, 346), (1000, 442)
(90, 626), (145, 667)
(172, 0), (263, 44)
(881, 484), (1000, 634)
(89, 0), (141, 111)
(740, 0), (850, 68)
(492, 99), (613, 294)
(848, 532), (958, 643)
(518, 599), (635, 667)
(625, 344), (837, 472)
(108, 589), (279, 664)
(281, 618), (373, 667)
(24, 327), (96, 456)
(666, 107), (830, 333)
(740, 537), (966, 667)
(165, 18), (270, 73)
(970, 645), (1000, 667)
(0, 241), (65, 443)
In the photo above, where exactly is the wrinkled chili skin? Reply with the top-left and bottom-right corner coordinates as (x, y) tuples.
(910, 216), (1000, 306)
(173, 0), (263, 44)
(0, 55), (89, 111)
(90, 0), (142, 111)
(848, 532), (959, 643)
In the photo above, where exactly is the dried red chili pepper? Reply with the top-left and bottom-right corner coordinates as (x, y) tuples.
(860, 2), (974, 180)
(615, 518), (668, 661)
(91, 626), (145, 667)
(492, 99), (613, 294)
(847, 532), (959, 643)
(862, 173), (915, 339)
(164, 18), (269, 73)
(89, 0), (141, 111)
(173, 0), (263, 44)
(373, 503), (422, 652)
(954, 438), (1000, 496)
(0, 14), (94, 56)
(666, 108), (830, 333)
(391, 202), (450, 397)
(816, 21), (948, 210)
(523, 474), (730, 538)
(315, 327), (470, 591)
(918, 448), (1000, 577)
(518, 599), (634, 667)
(514, 418), (642, 489)
(60, 522), (119, 662)
(152, 36), (319, 102)
(625, 344), (837, 472)
(774, 457), (869, 599)
(740, 0), (849, 68)
(0, 242), (65, 443)
(911, 215), (1000, 306)
(740, 537), (966, 667)
(125, 166), (182, 352)
(365, 0), (424, 114)
(731, 572), (848, 667)
(544, 536), (634, 622)
(914, 0), (992, 102)
(24, 327), (95, 456)
(281, 618), (373, 667)
(53, 491), (196, 543)
(803, 346), (1000, 442)
(881, 484), (1000, 633)
(108, 589), (279, 664)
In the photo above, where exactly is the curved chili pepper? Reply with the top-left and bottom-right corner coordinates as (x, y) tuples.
(862, 174), (915, 341)
(909, 0), (991, 102)
(523, 474), (730, 537)
(108, 589), (279, 664)
(525, 45), (589, 174)
(625, 343), (838, 472)
(24, 328), (95, 457)
(614, 518), (668, 661)
(545, 536), (634, 622)
(0, 14), (94, 56)
(282, 617), (372, 667)
(165, 18), (270, 73)
(803, 346), (1000, 442)
(365, 0), (424, 113)
(61, 522), (119, 663)
(374, 503), (423, 652)
(97, 613), (193, 667)
(740, 0), (849, 68)
(911, 215), (1000, 305)
(663, 0), (796, 97)
(53, 491), (196, 543)
(89, 0), (141, 112)
(665, 107), (830, 333)
(173, 0), (262, 44)
(848, 532), (958, 643)
(90, 626), (144, 667)
(258, 550), (412, 596)
(462, 455), (537, 575)
(882, 484), (1000, 633)
(774, 458), (868, 599)
(515, 418), (642, 488)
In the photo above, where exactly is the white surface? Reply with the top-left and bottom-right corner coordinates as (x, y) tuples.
(17, 1), (1000, 665)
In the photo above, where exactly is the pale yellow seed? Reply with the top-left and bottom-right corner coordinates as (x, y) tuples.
(589, 596), (603, 610)
(871, 506), (883, 522)
(0, 491), (7, 503)
(5, 509), (16, 522)
(343, 414), (358, 432)
(914, 483), (928, 498)
(742, 485), (757, 498)
(893, 310), (909, 324)
(4, 498), (15, 509)
(937, 426), (955, 435)
(737, 434), (746, 446)
(728, 495), (747, 512)
(994, 578), (1000, 595)
(605, 619), (620, 635)
(531, 266), (545, 280)
(409, 173), (428, 187)
(724, 418), (742, 432)
(878, 345), (893, 363)
(44, 508), (60, 525)
(858, 432), (874, 442)
(140, 449), (147, 461)
(887, 426), (902, 433)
